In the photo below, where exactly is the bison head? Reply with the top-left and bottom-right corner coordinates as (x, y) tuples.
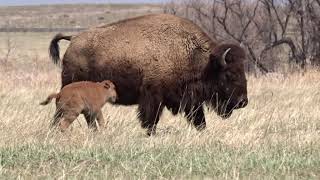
(205, 44), (248, 118)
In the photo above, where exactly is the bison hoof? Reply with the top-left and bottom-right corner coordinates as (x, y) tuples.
(195, 123), (206, 131)
(146, 128), (157, 136)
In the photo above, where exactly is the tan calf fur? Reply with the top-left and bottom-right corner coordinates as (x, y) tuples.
(40, 80), (117, 131)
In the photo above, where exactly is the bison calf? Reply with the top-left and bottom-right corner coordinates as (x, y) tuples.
(40, 80), (117, 131)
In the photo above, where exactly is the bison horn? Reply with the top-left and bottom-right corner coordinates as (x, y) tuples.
(220, 48), (231, 67)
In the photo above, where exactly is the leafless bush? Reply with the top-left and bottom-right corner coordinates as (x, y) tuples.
(0, 35), (15, 67)
(164, 0), (320, 74)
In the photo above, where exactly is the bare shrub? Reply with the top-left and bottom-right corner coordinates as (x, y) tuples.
(164, 0), (320, 74)
(0, 34), (15, 68)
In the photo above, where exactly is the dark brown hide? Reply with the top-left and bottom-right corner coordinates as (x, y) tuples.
(49, 14), (248, 135)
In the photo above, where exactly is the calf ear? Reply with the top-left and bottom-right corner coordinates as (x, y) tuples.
(102, 80), (113, 89)
(103, 83), (110, 89)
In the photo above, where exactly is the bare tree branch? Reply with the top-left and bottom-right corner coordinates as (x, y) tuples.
(164, 0), (320, 72)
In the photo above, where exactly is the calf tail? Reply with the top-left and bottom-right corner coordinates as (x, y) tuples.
(49, 33), (72, 65)
(40, 93), (59, 105)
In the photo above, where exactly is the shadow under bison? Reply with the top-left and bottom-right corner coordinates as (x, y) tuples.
(49, 14), (248, 136)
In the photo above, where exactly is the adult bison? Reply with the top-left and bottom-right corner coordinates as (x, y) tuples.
(49, 14), (248, 135)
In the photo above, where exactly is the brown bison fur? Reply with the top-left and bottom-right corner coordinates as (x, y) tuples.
(49, 14), (248, 136)
(40, 80), (117, 131)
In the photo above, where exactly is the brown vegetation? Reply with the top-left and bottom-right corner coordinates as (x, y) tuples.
(0, 4), (162, 31)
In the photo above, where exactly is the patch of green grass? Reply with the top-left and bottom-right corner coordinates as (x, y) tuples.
(0, 144), (319, 179)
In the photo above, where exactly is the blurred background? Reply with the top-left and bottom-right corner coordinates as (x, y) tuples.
(0, 0), (165, 70)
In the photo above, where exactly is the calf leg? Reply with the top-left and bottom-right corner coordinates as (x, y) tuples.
(59, 112), (79, 132)
(50, 109), (63, 128)
(184, 105), (206, 131)
(83, 111), (98, 131)
(138, 91), (164, 136)
(96, 110), (106, 129)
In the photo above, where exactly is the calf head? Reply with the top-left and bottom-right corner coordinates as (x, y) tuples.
(101, 80), (118, 103)
(205, 43), (248, 118)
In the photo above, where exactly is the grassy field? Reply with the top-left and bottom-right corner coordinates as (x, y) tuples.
(0, 32), (319, 179)
(0, 4), (162, 29)
(0, 5), (319, 179)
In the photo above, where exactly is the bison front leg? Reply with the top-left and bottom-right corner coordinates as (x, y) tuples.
(138, 92), (164, 136)
(184, 105), (206, 131)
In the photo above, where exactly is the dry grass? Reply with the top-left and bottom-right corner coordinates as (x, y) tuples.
(0, 32), (320, 179)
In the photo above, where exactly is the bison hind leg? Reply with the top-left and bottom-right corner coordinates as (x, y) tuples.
(60, 66), (89, 88)
(165, 103), (180, 116)
(138, 91), (164, 136)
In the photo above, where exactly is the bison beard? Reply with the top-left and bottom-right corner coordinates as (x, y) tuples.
(48, 14), (248, 136)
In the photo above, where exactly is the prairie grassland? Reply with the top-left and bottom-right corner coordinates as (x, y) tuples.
(0, 4), (162, 29)
(0, 32), (320, 179)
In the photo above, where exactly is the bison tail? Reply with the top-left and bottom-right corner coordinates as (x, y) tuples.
(49, 33), (72, 65)
(40, 93), (59, 105)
